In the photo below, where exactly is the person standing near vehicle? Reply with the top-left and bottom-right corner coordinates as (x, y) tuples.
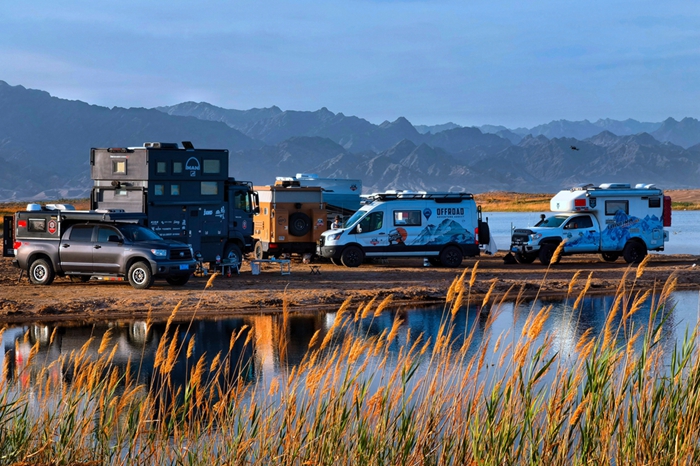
(331, 215), (342, 229)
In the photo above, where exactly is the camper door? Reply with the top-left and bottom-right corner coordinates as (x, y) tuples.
(351, 208), (387, 251)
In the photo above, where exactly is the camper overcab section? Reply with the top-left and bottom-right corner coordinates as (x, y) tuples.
(317, 191), (489, 267)
(90, 142), (257, 268)
(510, 183), (671, 265)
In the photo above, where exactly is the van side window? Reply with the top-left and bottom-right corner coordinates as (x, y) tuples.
(605, 200), (629, 215)
(358, 212), (383, 233)
(394, 210), (421, 226)
(69, 226), (94, 242)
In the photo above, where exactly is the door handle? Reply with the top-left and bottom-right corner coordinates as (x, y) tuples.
(62, 244), (70, 248)
(94, 245), (101, 249)
(378, 233), (386, 235)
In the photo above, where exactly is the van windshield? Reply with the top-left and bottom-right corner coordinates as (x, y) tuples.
(344, 209), (369, 229)
(117, 224), (163, 242)
(538, 215), (570, 228)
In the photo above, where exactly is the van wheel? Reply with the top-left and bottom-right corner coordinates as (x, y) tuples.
(330, 257), (341, 266)
(128, 261), (154, 289)
(340, 246), (364, 267)
(601, 252), (619, 262)
(623, 242), (646, 264)
(440, 245), (463, 268)
(538, 244), (559, 266)
(166, 275), (190, 286)
(29, 258), (55, 285)
(515, 252), (537, 264)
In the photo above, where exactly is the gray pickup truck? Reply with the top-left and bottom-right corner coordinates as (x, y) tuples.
(3, 205), (196, 289)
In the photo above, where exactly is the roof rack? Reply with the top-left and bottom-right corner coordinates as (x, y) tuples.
(367, 191), (474, 201)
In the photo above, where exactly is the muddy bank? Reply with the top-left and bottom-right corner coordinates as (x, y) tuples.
(1, 252), (699, 324)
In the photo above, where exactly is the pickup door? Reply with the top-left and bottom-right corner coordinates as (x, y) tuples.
(59, 225), (96, 273)
(561, 214), (600, 254)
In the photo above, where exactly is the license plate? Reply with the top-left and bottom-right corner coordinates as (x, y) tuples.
(179, 264), (189, 270)
(511, 247), (518, 252)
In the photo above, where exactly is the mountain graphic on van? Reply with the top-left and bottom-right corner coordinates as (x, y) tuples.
(409, 219), (474, 246)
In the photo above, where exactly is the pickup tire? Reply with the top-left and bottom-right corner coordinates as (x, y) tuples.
(538, 244), (560, 266)
(340, 246), (364, 268)
(440, 245), (463, 268)
(166, 275), (190, 286)
(29, 258), (55, 286)
(515, 252), (537, 264)
(128, 261), (154, 289)
(601, 252), (619, 262)
(428, 257), (442, 266)
(623, 242), (647, 264)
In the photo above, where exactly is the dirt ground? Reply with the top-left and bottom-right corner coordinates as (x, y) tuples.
(1, 251), (699, 325)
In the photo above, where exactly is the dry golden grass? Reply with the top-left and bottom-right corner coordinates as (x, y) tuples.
(474, 191), (552, 212)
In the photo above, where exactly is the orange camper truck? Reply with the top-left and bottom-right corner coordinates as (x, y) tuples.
(253, 180), (326, 259)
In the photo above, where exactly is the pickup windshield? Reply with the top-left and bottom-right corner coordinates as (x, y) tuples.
(117, 224), (163, 242)
(538, 215), (570, 228)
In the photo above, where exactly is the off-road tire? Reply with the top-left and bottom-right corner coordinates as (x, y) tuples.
(166, 275), (190, 286)
(128, 261), (154, 289)
(538, 244), (559, 266)
(439, 245), (463, 268)
(515, 252), (537, 264)
(340, 246), (364, 268)
(428, 257), (442, 266)
(289, 212), (312, 237)
(601, 252), (620, 262)
(330, 257), (341, 266)
(253, 241), (267, 260)
(478, 221), (491, 245)
(29, 258), (55, 286)
(224, 243), (242, 269)
(623, 242), (647, 264)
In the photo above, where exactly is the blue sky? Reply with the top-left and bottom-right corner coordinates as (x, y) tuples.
(1, 0), (698, 128)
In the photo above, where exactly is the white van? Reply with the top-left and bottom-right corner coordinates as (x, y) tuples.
(317, 191), (490, 267)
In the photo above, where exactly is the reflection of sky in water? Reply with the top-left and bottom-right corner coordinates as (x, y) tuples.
(485, 210), (700, 255)
(2, 290), (700, 392)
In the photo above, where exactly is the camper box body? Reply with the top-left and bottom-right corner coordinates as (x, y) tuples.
(90, 142), (257, 266)
(510, 183), (671, 265)
(317, 191), (486, 267)
(253, 182), (326, 258)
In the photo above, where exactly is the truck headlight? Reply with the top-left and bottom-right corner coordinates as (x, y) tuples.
(151, 249), (167, 257)
(530, 233), (542, 241)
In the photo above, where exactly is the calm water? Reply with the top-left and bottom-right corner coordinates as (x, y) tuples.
(3, 290), (699, 393)
(484, 210), (700, 255)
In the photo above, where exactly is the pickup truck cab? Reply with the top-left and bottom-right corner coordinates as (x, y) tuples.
(510, 183), (671, 265)
(3, 205), (196, 289)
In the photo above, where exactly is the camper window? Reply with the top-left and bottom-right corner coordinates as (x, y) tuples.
(394, 210), (421, 226)
(157, 162), (167, 174)
(171, 184), (180, 196)
(112, 160), (126, 174)
(203, 160), (220, 174)
(173, 161), (183, 174)
(605, 200), (628, 215)
(154, 185), (165, 196)
(201, 182), (218, 195)
(27, 218), (47, 232)
(649, 197), (661, 208)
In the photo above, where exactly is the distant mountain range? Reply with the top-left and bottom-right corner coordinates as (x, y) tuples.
(1, 79), (700, 201)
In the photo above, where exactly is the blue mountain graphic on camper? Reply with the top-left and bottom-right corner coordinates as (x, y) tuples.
(410, 219), (474, 246)
(600, 211), (662, 250)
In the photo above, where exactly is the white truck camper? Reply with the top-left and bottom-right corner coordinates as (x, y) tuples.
(510, 183), (672, 265)
(317, 191), (491, 267)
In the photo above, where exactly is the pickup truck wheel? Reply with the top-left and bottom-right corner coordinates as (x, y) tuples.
(439, 245), (463, 268)
(623, 242), (647, 264)
(601, 252), (619, 262)
(515, 252), (536, 264)
(166, 275), (190, 286)
(340, 246), (364, 268)
(428, 257), (442, 266)
(538, 244), (559, 266)
(29, 259), (55, 286)
(128, 261), (154, 289)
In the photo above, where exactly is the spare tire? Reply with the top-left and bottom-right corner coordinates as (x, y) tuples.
(289, 212), (312, 237)
(478, 220), (490, 245)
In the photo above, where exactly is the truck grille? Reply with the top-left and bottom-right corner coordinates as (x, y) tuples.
(170, 248), (193, 260)
(318, 237), (325, 247)
(511, 229), (532, 244)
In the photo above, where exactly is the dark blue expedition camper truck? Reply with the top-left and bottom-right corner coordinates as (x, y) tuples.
(90, 142), (257, 269)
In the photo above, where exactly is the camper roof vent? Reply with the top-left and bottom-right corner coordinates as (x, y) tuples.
(571, 183), (594, 191)
(26, 203), (42, 211)
(599, 183), (631, 189)
(144, 142), (179, 149)
(45, 204), (76, 211)
(635, 183), (657, 189)
(295, 173), (319, 180)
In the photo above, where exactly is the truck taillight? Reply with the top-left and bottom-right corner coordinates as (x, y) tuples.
(17, 220), (27, 228)
(269, 243), (279, 249)
(474, 227), (479, 245)
(13, 241), (21, 249)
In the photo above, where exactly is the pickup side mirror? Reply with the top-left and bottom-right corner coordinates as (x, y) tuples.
(108, 235), (123, 243)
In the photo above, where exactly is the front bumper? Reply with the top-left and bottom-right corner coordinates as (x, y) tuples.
(510, 243), (539, 254)
(152, 260), (197, 278)
(317, 245), (341, 260)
